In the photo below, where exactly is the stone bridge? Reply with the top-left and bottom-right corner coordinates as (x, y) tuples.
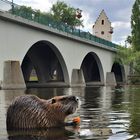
(0, 10), (128, 89)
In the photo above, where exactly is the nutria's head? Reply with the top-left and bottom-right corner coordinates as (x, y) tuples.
(47, 95), (79, 116)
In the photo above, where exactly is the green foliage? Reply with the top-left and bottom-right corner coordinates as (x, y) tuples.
(115, 46), (140, 74)
(115, 46), (134, 65)
(10, 6), (33, 19)
(50, 1), (83, 27)
(133, 52), (140, 74)
(128, 88), (140, 137)
(126, 35), (132, 44)
(129, 76), (140, 84)
(131, 0), (140, 51)
(10, 1), (83, 28)
(118, 0), (140, 76)
(9, 5), (55, 23)
(116, 0), (140, 75)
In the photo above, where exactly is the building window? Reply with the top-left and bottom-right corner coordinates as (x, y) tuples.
(101, 31), (104, 35)
(101, 20), (104, 25)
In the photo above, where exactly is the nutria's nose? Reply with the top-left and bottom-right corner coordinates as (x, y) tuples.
(69, 96), (79, 102)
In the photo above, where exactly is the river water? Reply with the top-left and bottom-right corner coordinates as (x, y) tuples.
(0, 86), (140, 140)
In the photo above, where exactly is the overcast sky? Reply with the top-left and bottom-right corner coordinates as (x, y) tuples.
(13, 0), (135, 45)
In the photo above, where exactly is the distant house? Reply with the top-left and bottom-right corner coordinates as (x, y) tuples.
(92, 10), (113, 41)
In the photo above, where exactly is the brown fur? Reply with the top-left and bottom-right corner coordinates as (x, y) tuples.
(6, 95), (79, 130)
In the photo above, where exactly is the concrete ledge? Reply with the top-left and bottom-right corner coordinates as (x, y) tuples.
(2, 84), (26, 89)
(86, 82), (104, 86)
(26, 82), (69, 88)
(2, 60), (26, 89)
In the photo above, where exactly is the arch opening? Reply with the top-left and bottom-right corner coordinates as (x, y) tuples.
(111, 62), (125, 83)
(21, 40), (69, 87)
(80, 52), (104, 86)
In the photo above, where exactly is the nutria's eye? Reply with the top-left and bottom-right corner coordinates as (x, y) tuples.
(52, 99), (56, 104)
(76, 97), (79, 102)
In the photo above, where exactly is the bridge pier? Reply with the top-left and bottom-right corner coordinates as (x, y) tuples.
(2, 61), (26, 89)
(106, 72), (117, 86)
(71, 69), (85, 87)
(1, 61), (125, 89)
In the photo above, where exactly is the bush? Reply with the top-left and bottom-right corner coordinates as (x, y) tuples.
(128, 75), (140, 84)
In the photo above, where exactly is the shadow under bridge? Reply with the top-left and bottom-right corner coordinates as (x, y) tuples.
(81, 52), (104, 86)
(21, 40), (69, 88)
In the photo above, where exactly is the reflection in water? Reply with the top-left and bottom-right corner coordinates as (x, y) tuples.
(128, 87), (140, 137)
(1, 86), (140, 139)
(25, 88), (66, 99)
(25, 87), (85, 100)
(7, 127), (76, 140)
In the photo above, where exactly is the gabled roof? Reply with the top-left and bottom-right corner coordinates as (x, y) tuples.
(94, 9), (111, 25)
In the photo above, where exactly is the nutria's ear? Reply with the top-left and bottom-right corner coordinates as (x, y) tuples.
(52, 99), (56, 104)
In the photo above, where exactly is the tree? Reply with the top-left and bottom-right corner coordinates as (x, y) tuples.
(50, 1), (83, 27)
(115, 0), (140, 75)
(131, 0), (140, 51)
(115, 45), (140, 75)
(9, 6), (33, 19)
(126, 35), (132, 45)
(115, 46), (133, 65)
(9, 5), (55, 24)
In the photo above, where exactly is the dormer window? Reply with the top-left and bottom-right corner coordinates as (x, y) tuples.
(101, 20), (104, 25)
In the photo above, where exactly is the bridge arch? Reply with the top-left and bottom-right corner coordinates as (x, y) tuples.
(111, 62), (125, 84)
(21, 40), (69, 87)
(80, 52), (104, 86)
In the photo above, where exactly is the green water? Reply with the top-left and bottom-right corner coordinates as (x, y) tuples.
(0, 86), (140, 140)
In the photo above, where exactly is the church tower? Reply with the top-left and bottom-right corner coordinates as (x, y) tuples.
(92, 10), (113, 41)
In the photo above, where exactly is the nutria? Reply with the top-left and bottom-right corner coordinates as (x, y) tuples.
(6, 95), (79, 130)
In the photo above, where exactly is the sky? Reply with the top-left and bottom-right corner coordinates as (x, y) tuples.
(12, 0), (135, 45)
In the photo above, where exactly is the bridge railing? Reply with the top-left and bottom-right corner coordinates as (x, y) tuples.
(0, 0), (117, 49)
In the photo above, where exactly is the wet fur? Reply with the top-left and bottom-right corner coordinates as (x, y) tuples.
(6, 95), (79, 130)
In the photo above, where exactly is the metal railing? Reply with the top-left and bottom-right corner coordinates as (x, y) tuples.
(0, 0), (117, 48)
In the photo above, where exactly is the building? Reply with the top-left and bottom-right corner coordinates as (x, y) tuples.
(92, 10), (113, 41)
